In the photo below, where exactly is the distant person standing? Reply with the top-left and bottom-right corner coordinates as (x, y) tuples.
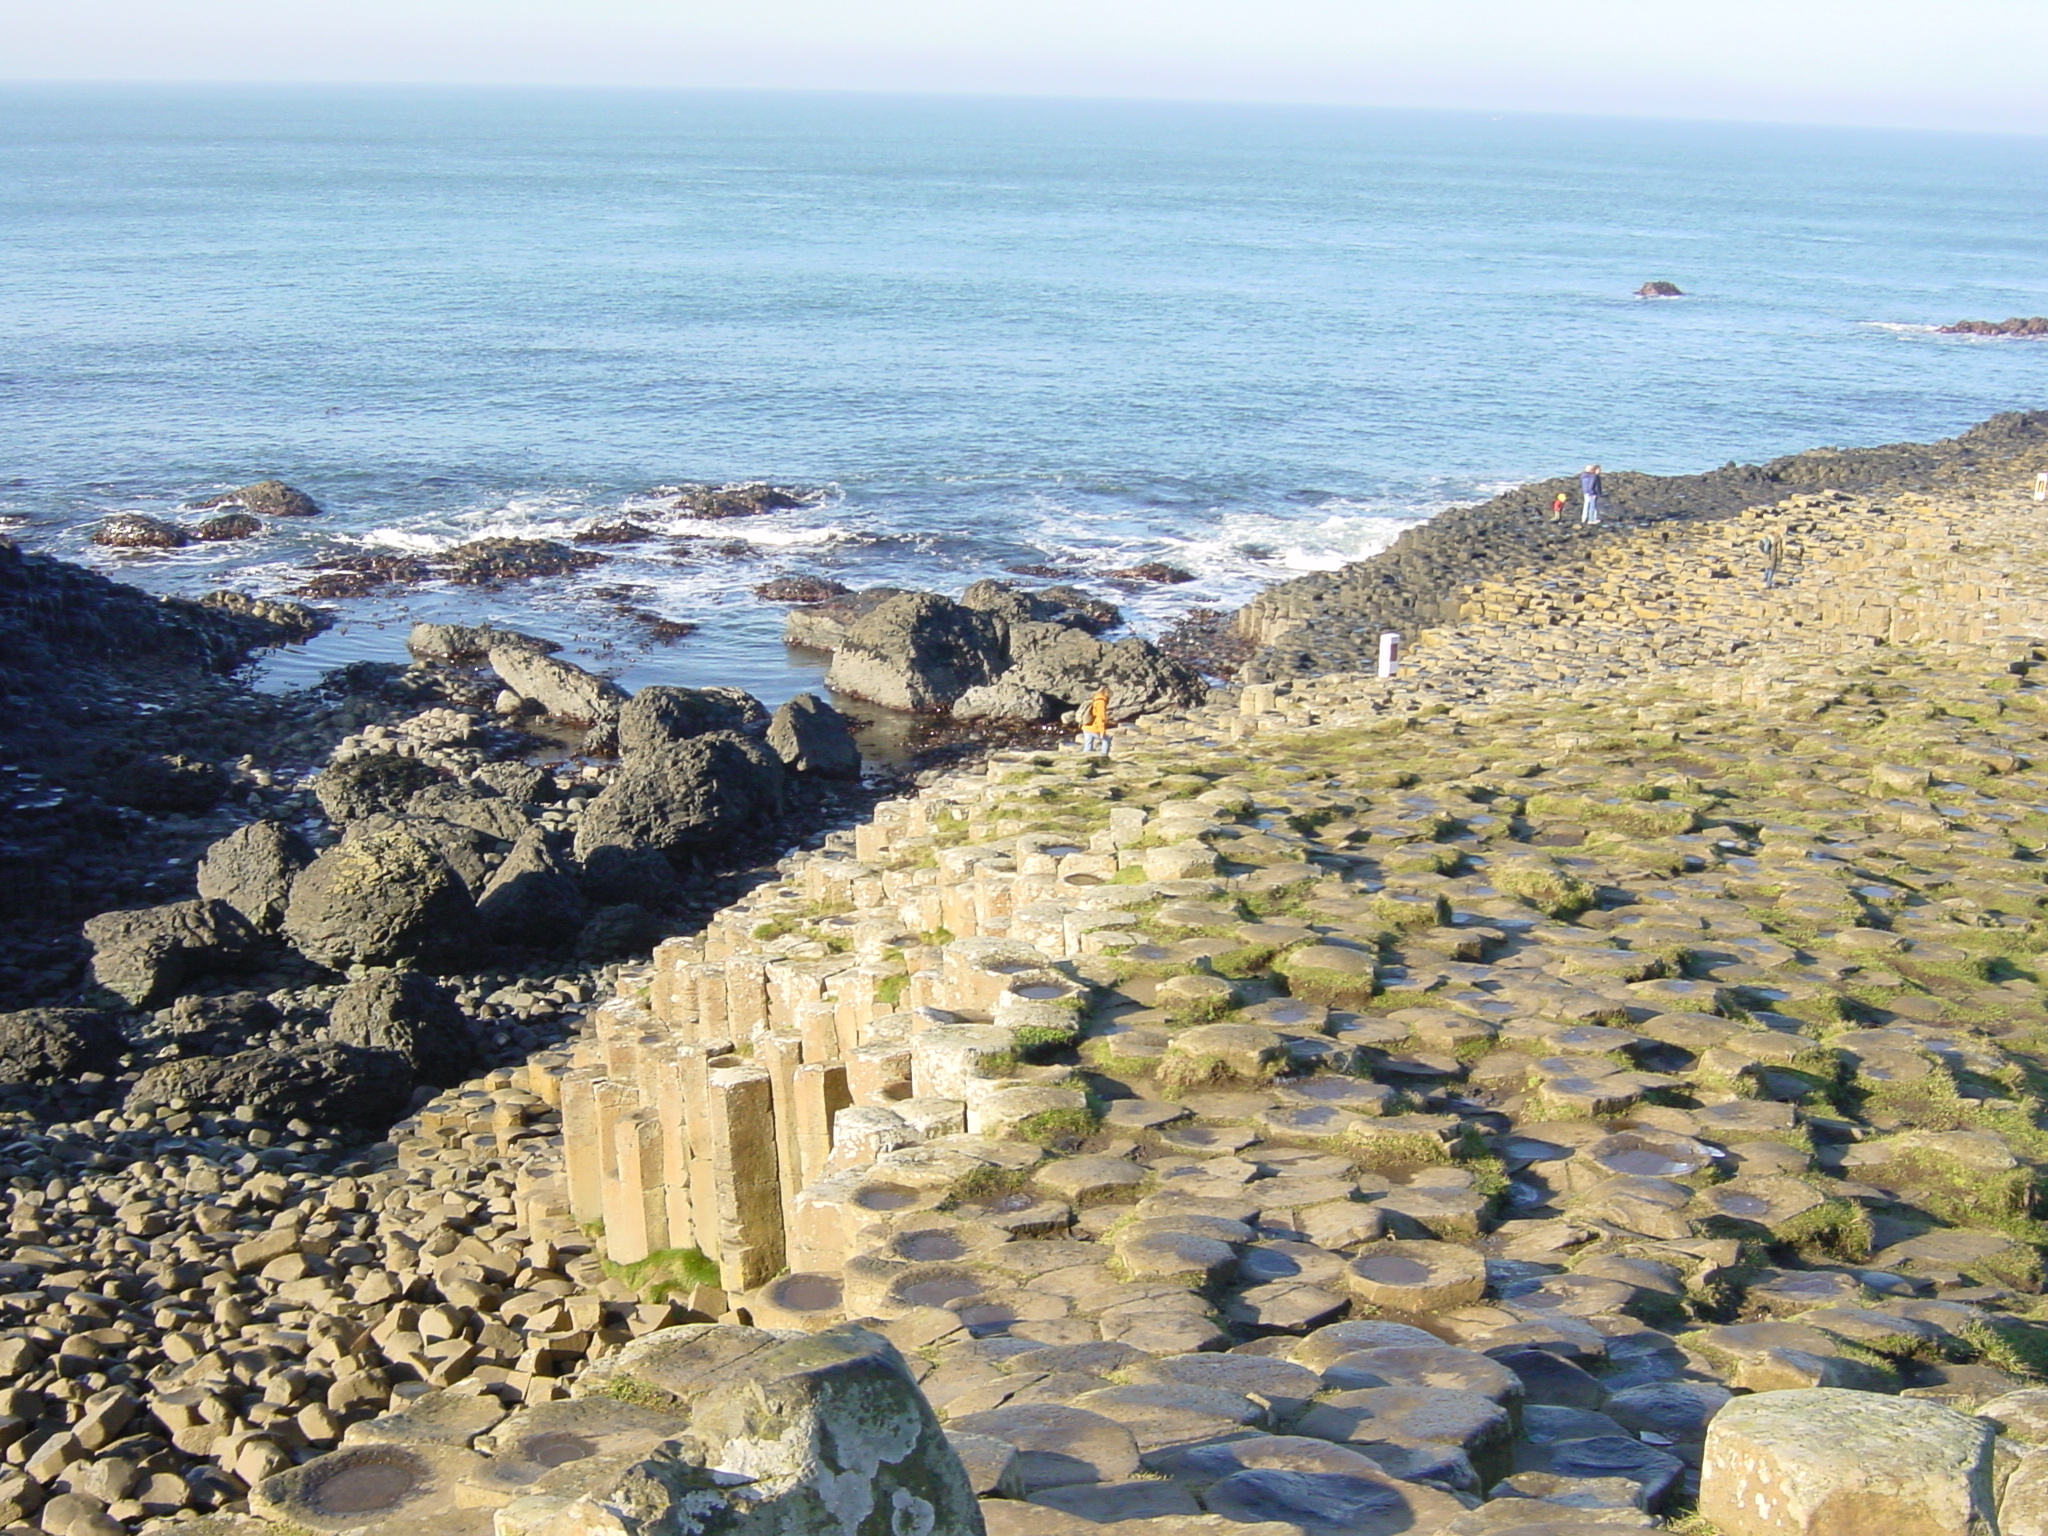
(1550, 490), (1569, 522)
(1080, 686), (1113, 755)
(1580, 464), (1604, 525)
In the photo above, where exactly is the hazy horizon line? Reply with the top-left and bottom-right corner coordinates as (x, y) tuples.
(4, 77), (2046, 142)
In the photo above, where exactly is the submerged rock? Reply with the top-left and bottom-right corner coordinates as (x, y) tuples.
(198, 589), (331, 642)
(755, 574), (853, 603)
(669, 481), (814, 518)
(1941, 316), (2048, 337)
(441, 537), (607, 586)
(194, 479), (323, 517)
(194, 511), (263, 541)
(1637, 281), (1684, 297)
(91, 514), (189, 550)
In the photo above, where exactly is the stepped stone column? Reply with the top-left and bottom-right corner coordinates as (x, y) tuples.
(793, 1061), (852, 1189)
(559, 1066), (608, 1227)
(847, 1041), (914, 1105)
(704, 1066), (785, 1290)
(602, 1108), (667, 1265)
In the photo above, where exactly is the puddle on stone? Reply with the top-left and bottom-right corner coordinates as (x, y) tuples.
(1354, 1255), (1432, 1286)
(314, 1460), (420, 1515)
(896, 1230), (969, 1262)
(773, 1274), (843, 1311)
(899, 1273), (982, 1307)
(854, 1184), (919, 1211)
(1603, 1148), (1691, 1177)
(523, 1434), (595, 1468)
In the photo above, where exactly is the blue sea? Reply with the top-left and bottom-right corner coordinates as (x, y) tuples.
(3, 85), (2046, 704)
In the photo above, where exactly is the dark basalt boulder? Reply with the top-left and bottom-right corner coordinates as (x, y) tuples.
(489, 646), (627, 726)
(471, 761), (557, 805)
(407, 622), (560, 662)
(194, 480), (322, 518)
(127, 1041), (413, 1126)
(825, 593), (1007, 714)
(198, 590), (331, 643)
(1005, 623), (1207, 716)
(440, 537), (607, 586)
(577, 903), (666, 962)
(406, 780), (532, 843)
(1637, 281), (1684, 297)
(294, 554), (431, 599)
(327, 970), (478, 1087)
(476, 827), (590, 951)
(345, 813), (497, 895)
(783, 586), (913, 652)
(1104, 561), (1195, 585)
(951, 678), (1060, 722)
(196, 819), (314, 933)
(754, 575), (852, 603)
(0, 1008), (123, 1084)
(91, 514), (189, 550)
(574, 730), (785, 866)
(194, 512), (263, 542)
(669, 481), (812, 518)
(84, 898), (261, 1008)
(619, 685), (770, 755)
(768, 693), (862, 779)
(573, 521), (657, 544)
(151, 991), (284, 1058)
(282, 828), (479, 971)
(104, 753), (228, 814)
(312, 752), (449, 824)
(576, 843), (685, 909)
(960, 579), (1120, 635)
(1941, 316), (2048, 337)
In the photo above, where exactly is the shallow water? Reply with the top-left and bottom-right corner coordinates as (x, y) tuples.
(4, 86), (2045, 704)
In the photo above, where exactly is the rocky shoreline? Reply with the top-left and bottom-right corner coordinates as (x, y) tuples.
(1231, 409), (2048, 682)
(6, 415), (2048, 1536)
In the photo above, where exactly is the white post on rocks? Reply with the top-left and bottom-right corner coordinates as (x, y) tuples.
(1377, 631), (1401, 678)
(2034, 471), (2046, 503)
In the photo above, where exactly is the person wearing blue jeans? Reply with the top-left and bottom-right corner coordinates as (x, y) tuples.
(1580, 465), (1604, 524)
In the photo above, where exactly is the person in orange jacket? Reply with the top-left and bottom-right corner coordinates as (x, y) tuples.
(1080, 686), (1113, 755)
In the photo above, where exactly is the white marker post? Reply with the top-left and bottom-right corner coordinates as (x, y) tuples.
(2035, 471), (2046, 503)
(1377, 631), (1401, 678)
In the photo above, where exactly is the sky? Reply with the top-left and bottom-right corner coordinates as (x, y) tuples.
(5, 0), (2048, 135)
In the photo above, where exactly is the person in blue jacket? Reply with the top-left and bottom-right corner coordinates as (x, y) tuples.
(1580, 465), (1604, 525)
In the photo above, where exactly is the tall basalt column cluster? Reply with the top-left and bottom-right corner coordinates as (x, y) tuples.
(546, 790), (1167, 1292)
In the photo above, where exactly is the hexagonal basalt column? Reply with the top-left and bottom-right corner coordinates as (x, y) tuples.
(1345, 1240), (1488, 1313)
